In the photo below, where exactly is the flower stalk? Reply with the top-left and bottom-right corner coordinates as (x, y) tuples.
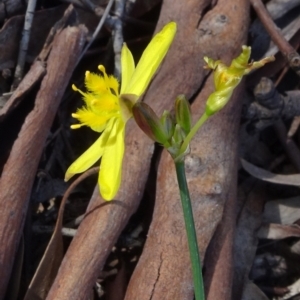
(175, 160), (205, 300)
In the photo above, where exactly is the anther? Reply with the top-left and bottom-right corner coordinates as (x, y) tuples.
(98, 65), (105, 73)
(70, 124), (82, 129)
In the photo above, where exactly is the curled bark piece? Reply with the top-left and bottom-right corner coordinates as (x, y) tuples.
(25, 167), (99, 300)
(0, 61), (45, 121)
(46, 0), (249, 299)
(246, 77), (300, 171)
(126, 0), (249, 299)
(0, 24), (87, 298)
(233, 180), (267, 300)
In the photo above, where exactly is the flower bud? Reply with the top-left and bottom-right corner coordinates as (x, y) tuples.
(175, 95), (192, 134)
(172, 123), (186, 145)
(133, 102), (168, 144)
(161, 110), (175, 140)
(204, 46), (275, 116)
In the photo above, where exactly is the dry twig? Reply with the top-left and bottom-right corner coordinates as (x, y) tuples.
(250, 0), (300, 75)
(11, 0), (37, 90)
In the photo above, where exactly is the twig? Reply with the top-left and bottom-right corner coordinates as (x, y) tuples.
(112, 0), (125, 77)
(247, 78), (300, 127)
(60, 0), (86, 9)
(11, 0), (37, 91)
(125, 0), (137, 15)
(250, 77), (300, 172)
(32, 225), (77, 237)
(250, 0), (300, 75)
(273, 120), (300, 172)
(288, 116), (300, 138)
(76, 0), (115, 66)
(0, 61), (46, 121)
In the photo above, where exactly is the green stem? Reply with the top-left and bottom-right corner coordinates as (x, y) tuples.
(175, 160), (205, 300)
(179, 112), (209, 156)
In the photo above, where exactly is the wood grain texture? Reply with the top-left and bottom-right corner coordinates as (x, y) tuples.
(46, 0), (250, 299)
(0, 25), (86, 298)
(125, 0), (250, 299)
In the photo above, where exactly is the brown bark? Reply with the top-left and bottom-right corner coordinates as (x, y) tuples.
(125, 0), (249, 299)
(0, 61), (46, 121)
(232, 180), (267, 300)
(0, 25), (87, 298)
(46, 0), (249, 299)
(125, 82), (243, 300)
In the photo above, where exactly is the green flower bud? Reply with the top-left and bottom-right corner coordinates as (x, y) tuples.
(161, 110), (175, 140)
(132, 102), (168, 144)
(204, 46), (275, 116)
(172, 123), (186, 145)
(175, 95), (192, 134)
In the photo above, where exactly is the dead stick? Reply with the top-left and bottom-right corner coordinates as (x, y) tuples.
(0, 25), (86, 298)
(250, 0), (300, 74)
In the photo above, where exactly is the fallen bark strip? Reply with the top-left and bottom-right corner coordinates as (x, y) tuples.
(125, 0), (249, 299)
(46, 0), (249, 299)
(0, 24), (87, 298)
(46, 0), (216, 298)
(0, 61), (45, 121)
(125, 80), (243, 300)
(232, 180), (266, 300)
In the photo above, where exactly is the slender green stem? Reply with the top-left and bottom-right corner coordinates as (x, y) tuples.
(179, 112), (209, 156)
(175, 160), (205, 300)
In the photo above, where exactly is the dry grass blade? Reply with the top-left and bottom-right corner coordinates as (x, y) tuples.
(242, 158), (300, 186)
(257, 223), (300, 240)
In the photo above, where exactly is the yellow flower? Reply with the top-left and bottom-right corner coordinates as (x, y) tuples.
(204, 46), (275, 116)
(65, 22), (177, 200)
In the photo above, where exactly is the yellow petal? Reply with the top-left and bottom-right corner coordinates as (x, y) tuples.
(108, 75), (119, 96)
(99, 118), (125, 200)
(120, 44), (135, 95)
(65, 118), (115, 181)
(124, 22), (176, 96)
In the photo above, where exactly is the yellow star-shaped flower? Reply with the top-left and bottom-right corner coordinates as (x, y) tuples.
(65, 22), (177, 200)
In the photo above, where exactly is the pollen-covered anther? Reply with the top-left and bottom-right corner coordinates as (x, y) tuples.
(98, 65), (106, 74)
(72, 84), (78, 91)
(71, 124), (82, 129)
(85, 71), (91, 78)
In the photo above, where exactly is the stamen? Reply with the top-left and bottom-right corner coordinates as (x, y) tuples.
(98, 65), (110, 90)
(85, 71), (90, 79)
(72, 84), (85, 96)
(71, 113), (80, 118)
(72, 84), (78, 91)
(71, 124), (82, 129)
(98, 65), (106, 74)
